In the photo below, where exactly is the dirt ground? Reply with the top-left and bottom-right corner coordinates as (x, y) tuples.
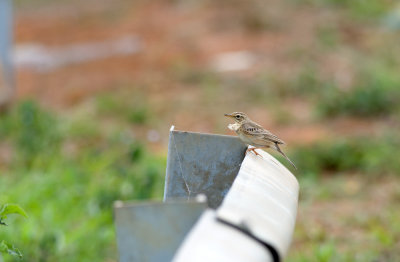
(14, 0), (392, 144)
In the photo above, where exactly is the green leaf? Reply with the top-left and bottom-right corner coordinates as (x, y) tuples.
(0, 204), (28, 219)
(0, 240), (23, 259)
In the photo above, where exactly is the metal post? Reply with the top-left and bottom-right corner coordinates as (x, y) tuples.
(0, 0), (14, 108)
(164, 126), (247, 208)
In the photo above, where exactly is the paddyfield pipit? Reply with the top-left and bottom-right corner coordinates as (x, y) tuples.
(224, 112), (297, 169)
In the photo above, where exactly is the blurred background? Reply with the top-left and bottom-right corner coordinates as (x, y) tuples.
(1, 0), (400, 261)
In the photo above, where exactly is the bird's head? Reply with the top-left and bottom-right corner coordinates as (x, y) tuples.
(224, 112), (249, 123)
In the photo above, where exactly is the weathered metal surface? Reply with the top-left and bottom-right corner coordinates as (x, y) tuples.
(114, 200), (206, 262)
(164, 126), (247, 209)
(0, 0), (14, 93)
(173, 149), (299, 261)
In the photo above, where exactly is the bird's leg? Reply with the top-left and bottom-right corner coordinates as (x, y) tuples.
(246, 147), (262, 157)
(252, 148), (261, 156)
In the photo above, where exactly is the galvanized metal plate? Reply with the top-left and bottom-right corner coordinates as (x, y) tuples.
(164, 126), (247, 208)
(114, 200), (206, 262)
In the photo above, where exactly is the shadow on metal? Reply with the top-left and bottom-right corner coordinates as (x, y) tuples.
(114, 199), (207, 262)
(164, 126), (247, 208)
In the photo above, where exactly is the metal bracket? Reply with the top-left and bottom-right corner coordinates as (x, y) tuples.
(114, 199), (207, 262)
(164, 126), (247, 208)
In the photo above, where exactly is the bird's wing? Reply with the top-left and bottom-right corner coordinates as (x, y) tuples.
(241, 122), (285, 145)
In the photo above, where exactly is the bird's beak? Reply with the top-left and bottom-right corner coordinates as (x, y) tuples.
(224, 113), (233, 118)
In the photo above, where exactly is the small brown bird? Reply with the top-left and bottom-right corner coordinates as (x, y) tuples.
(224, 112), (297, 169)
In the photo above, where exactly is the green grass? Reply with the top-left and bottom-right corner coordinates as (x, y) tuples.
(0, 101), (165, 262)
(96, 90), (152, 125)
(290, 0), (394, 20)
(322, 0), (392, 19)
(0, 99), (399, 262)
(316, 24), (341, 49)
(316, 65), (400, 118)
(291, 134), (400, 176)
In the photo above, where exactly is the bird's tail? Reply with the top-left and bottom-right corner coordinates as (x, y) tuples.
(274, 143), (297, 170)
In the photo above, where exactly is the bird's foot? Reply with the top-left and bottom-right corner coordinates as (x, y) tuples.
(246, 147), (263, 158)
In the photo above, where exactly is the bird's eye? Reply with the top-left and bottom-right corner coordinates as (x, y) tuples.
(235, 115), (241, 119)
